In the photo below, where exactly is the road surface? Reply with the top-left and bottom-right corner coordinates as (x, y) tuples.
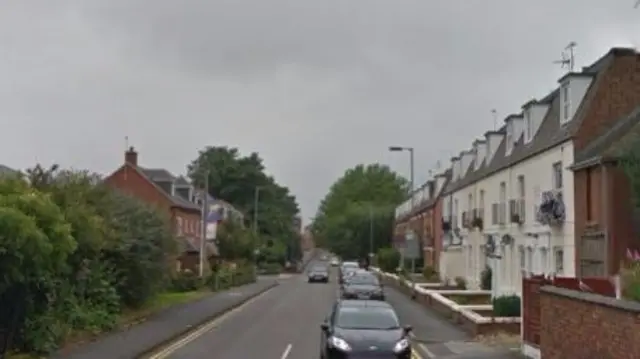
(164, 262), (518, 359)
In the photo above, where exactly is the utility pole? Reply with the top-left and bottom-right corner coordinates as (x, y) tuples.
(369, 205), (374, 258)
(253, 186), (260, 235)
(389, 146), (416, 271)
(199, 170), (209, 278)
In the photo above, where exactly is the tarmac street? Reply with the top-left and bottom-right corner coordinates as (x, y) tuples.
(161, 262), (518, 359)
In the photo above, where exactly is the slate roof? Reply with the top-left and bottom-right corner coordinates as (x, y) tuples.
(136, 167), (200, 211)
(440, 47), (626, 196)
(571, 105), (640, 170)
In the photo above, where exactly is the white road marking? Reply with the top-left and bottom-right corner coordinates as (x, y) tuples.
(146, 287), (276, 359)
(409, 332), (436, 358)
(280, 344), (293, 359)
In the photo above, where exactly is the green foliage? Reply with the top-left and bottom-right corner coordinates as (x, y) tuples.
(422, 265), (439, 281)
(454, 276), (467, 290)
(377, 247), (401, 272)
(187, 146), (300, 260)
(621, 261), (640, 302)
(312, 164), (407, 259)
(260, 262), (283, 275)
(1, 165), (177, 355)
(492, 295), (521, 317)
(480, 265), (492, 290)
(216, 221), (256, 261)
(171, 271), (204, 293)
(206, 263), (256, 291)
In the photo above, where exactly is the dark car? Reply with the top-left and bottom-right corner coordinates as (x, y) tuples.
(309, 265), (330, 283)
(341, 273), (384, 300)
(320, 300), (412, 359)
(338, 262), (359, 284)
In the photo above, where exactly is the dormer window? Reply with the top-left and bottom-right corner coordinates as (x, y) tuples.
(561, 83), (570, 123)
(524, 111), (533, 143)
(505, 124), (513, 154)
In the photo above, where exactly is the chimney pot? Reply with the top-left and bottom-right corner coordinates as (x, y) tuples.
(125, 146), (138, 166)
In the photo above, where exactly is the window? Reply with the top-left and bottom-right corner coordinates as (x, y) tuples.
(525, 111), (533, 142)
(468, 193), (473, 211)
(517, 175), (525, 198)
(586, 167), (593, 221)
(562, 84), (570, 121)
(519, 246), (526, 275)
(499, 182), (507, 223)
(454, 198), (459, 226)
(526, 247), (533, 273)
(552, 162), (563, 190)
(499, 182), (506, 202)
(541, 248), (548, 274)
(176, 217), (183, 236)
(555, 248), (564, 274)
(479, 190), (485, 216)
(506, 124), (513, 153)
(336, 307), (400, 330)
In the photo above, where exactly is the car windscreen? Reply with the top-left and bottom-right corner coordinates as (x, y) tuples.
(335, 307), (400, 330)
(312, 266), (328, 272)
(342, 262), (358, 269)
(345, 274), (379, 285)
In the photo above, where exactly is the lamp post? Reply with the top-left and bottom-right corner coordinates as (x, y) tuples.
(389, 146), (415, 272)
(199, 170), (210, 278)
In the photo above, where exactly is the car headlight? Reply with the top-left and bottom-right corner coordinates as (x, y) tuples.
(393, 338), (410, 353)
(329, 336), (351, 351)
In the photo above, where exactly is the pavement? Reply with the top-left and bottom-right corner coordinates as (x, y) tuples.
(51, 278), (278, 359)
(158, 261), (520, 359)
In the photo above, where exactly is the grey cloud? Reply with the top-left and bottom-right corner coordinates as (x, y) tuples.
(1, 0), (639, 221)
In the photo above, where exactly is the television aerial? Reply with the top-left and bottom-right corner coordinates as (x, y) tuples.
(553, 41), (577, 72)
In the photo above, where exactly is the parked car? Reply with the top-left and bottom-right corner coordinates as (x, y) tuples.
(338, 261), (360, 284)
(340, 272), (385, 300)
(320, 300), (412, 359)
(308, 265), (330, 283)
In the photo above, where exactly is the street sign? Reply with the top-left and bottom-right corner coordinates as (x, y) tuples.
(404, 230), (420, 259)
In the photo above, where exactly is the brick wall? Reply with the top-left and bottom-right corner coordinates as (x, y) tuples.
(522, 276), (616, 349)
(540, 286), (640, 359)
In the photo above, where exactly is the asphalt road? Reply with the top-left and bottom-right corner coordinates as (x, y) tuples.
(167, 262), (337, 359)
(165, 263), (519, 359)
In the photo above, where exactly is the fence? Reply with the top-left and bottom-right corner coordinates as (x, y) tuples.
(522, 275), (616, 348)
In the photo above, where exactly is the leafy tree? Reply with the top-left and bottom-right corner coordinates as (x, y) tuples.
(216, 221), (256, 261)
(312, 164), (407, 259)
(187, 146), (300, 260)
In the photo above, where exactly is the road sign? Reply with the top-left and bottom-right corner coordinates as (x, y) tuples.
(404, 230), (420, 259)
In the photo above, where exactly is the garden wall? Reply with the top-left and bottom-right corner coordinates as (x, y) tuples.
(539, 286), (640, 359)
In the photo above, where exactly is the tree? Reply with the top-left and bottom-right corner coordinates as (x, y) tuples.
(187, 146), (300, 260)
(312, 164), (407, 259)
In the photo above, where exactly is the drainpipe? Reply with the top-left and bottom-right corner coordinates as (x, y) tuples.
(601, 161), (610, 276)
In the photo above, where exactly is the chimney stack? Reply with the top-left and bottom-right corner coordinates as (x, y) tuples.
(125, 146), (138, 166)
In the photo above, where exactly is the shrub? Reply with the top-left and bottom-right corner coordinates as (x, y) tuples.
(480, 265), (492, 290)
(454, 276), (467, 289)
(260, 262), (283, 275)
(621, 260), (640, 302)
(171, 270), (203, 292)
(377, 247), (400, 272)
(422, 266), (439, 281)
(492, 295), (521, 317)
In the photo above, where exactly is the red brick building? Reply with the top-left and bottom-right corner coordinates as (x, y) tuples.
(567, 48), (640, 277)
(104, 147), (217, 273)
(394, 170), (450, 271)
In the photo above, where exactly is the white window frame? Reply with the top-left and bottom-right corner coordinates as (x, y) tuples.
(519, 246), (526, 277)
(554, 247), (564, 275)
(525, 111), (532, 142)
(561, 83), (570, 122)
(505, 124), (513, 153)
(552, 162), (563, 190)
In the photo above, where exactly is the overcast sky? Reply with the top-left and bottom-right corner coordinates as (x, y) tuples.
(1, 1), (639, 222)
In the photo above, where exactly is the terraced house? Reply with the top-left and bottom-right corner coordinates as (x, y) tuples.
(435, 47), (640, 297)
(394, 170), (450, 271)
(393, 47), (640, 298)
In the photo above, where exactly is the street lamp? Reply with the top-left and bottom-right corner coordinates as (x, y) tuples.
(389, 146), (415, 272)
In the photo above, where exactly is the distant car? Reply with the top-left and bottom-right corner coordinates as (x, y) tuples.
(330, 258), (340, 267)
(308, 265), (330, 283)
(320, 300), (412, 359)
(339, 262), (360, 284)
(341, 272), (385, 300)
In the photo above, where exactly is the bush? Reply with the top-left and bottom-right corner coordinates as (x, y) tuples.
(171, 271), (203, 292)
(492, 295), (521, 317)
(422, 266), (439, 281)
(207, 264), (256, 291)
(261, 262), (283, 275)
(0, 166), (177, 355)
(377, 247), (400, 272)
(480, 265), (492, 290)
(454, 276), (467, 289)
(621, 260), (640, 302)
